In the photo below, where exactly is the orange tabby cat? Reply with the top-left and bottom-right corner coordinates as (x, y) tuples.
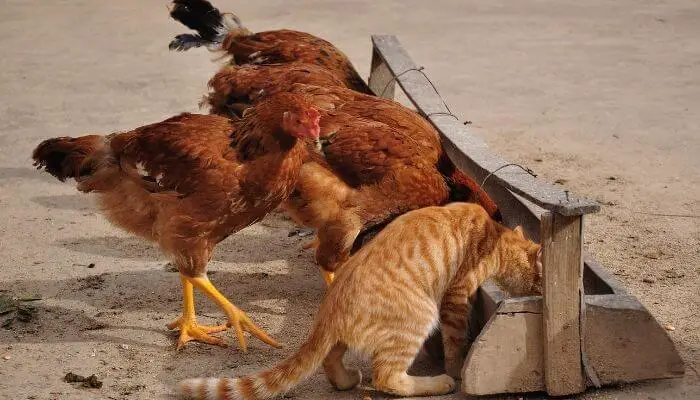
(179, 203), (542, 399)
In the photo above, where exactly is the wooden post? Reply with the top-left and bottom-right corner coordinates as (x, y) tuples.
(540, 212), (585, 395)
(368, 48), (396, 99)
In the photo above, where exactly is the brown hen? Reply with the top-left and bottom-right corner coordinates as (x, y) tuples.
(281, 85), (500, 282)
(32, 93), (321, 350)
(168, 0), (372, 94)
(197, 63), (500, 282)
(203, 66), (497, 220)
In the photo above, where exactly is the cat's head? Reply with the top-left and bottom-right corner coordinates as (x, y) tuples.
(495, 226), (542, 297)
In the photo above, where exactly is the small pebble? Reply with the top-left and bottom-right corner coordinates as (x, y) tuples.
(119, 344), (129, 350)
(607, 176), (618, 181)
(665, 324), (676, 331)
(87, 263), (95, 269)
(2, 355), (10, 360)
(642, 277), (655, 284)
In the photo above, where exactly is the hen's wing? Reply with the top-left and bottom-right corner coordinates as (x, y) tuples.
(226, 30), (372, 94)
(291, 84), (442, 165)
(228, 30), (340, 64)
(318, 110), (435, 188)
(207, 64), (347, 117)
(110, 113), (239, 198)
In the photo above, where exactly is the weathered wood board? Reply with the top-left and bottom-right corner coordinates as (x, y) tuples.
(368, 47), (394, 98)
(462, 296), (684, 395)
(585, 295), (685, 385)
(462, 298), (544, 395)
(540, 212), (585, 395)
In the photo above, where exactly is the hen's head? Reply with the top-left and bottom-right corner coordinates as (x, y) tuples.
(253, 93), (321, 140)
(282, 107), (321, 139)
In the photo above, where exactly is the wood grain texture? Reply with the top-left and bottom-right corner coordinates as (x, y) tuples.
(462, 298), (545, 395)
(370, 35), (599, 216)
(461, 294), (685, 395)
(368, 48), (395, 99)
(585, 295), (685, 384)
(540, 212), (585, 395)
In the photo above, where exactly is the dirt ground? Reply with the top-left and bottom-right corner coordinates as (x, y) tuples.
(0, 0), (698, 399)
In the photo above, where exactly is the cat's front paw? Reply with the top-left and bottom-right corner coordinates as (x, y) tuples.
(434, 374), (457, 394)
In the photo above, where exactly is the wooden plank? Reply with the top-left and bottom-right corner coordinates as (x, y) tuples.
(584, 253), (628, 295)
(585, 295), (685, 384)
(540, 212), (585, 395)
(370, 35), (599, 216)
(368, 48), (394, 98)
(478, 279), (505, 315)
(461, 294), (685, 395)
(462, 298), (545, 395)
(498, 296), (542, 314)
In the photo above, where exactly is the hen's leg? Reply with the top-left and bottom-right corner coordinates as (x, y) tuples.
(187, 276), (282, 351)
(167, 274), (228, 349)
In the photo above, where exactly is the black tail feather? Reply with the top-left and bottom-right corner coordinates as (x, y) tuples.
(32, 136), (103, 182)
(169, 0), (225, 49)
(169, 33), (211, 51)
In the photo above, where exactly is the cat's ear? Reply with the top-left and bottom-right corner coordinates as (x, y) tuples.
(513, 225), (525, 238)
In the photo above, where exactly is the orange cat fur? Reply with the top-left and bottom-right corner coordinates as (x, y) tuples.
(179, 203), (542, 399)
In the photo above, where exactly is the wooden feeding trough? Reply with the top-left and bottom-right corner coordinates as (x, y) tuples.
(367, 35), (685, 396)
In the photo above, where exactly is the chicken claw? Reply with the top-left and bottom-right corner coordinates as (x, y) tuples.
(188, 276), (282, 351)
(168, 275), (228, 349)
(320, 269), (335, 286)
(226, 306), (282, 352)
(168, 317), (228, 350)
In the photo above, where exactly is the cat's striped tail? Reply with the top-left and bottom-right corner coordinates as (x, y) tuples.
(178, 328), (336, 400)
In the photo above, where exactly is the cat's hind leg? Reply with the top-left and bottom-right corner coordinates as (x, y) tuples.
(323, 343), (362, 390)
(370, 324), (456, 396)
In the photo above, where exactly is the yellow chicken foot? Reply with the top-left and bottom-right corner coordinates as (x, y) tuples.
(320, 268), (335, 286)
(188, 276), (282, 352)
(303, 236), (334, 285)
(167, 274), (228, 350)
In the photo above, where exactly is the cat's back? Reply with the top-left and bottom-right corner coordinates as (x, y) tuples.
(330, 204), (490, 300)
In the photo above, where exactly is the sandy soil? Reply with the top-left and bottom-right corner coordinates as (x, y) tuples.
(0, 1), (698, 399)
